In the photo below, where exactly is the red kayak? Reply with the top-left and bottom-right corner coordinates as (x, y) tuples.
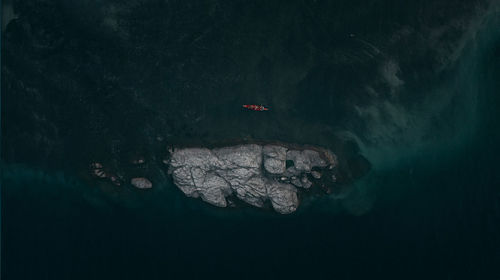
(243, 105), (269, 111)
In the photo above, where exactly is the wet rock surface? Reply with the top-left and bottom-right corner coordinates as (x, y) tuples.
(131, 177), (153, 189)
(168, 144), (337, 214)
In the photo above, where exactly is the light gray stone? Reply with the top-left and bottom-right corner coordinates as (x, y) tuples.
(267, 182), (298, 214)
(286, 149), (327, 172)
(213, 144), (262, 169)
(169, 148), (221, 170)
(264, 158), (286, 174)
(168, 144), (336, 214)
(131, 177), (153, 189)
(198, 173), (230, 207)
(263, 145), (287, 174)
(233, 176), (268, 207)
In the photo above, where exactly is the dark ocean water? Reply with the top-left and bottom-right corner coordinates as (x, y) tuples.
(2, 2), (500, 280)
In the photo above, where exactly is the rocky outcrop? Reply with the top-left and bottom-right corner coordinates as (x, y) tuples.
(263, 145), (287, 174)
(131, 177), (153, 189)
(90, 162), (122, 186)
(168, 144), (336, 214)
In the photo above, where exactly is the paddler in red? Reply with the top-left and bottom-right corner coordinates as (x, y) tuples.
(243, 105), (269, 111)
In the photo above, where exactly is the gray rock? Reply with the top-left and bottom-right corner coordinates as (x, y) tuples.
(169, 148), (221, 170)
(291, 177), (303, 188)
(233, 176), (268, 207)
(264, 158), (285, 174)
(198, 173), (231, 207)
(263, 145), (287, 174)
(168, 144), (336, 214)
(213, 144), (262, 169)
(90, 162), (107, 178)
(131, 177), (153, 189)
(263, 145), (287, 159)
(311, 171), (321, 179)
(267, 182), (298, 214)
(286, 149), (327, 172)
(290, 175), (312, 189)
(300, 175), (312, 189)
(284, 166), (301, 177)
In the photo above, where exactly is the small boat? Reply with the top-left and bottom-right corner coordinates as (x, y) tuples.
(242, 105), (269, 111)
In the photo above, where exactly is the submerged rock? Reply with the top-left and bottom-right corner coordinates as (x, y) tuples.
(90, 162), (123, 186)
(300, 175), (313, 189)
(90, 162), (107, 178)
(131, 158), (146, 165)
(311, 171), (321, 179)
(131, 177), (153, 189)
(110, 175), (121, 186)
(168, 143), (336, 214)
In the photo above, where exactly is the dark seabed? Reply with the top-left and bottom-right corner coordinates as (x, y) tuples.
(2, 1), (500, 279)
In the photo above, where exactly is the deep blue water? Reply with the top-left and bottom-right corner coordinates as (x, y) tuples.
(2, 2), (500, 280)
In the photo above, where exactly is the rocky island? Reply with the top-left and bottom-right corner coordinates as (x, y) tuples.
(88, 141), (354, 214)
(167, 144), (338, 214)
